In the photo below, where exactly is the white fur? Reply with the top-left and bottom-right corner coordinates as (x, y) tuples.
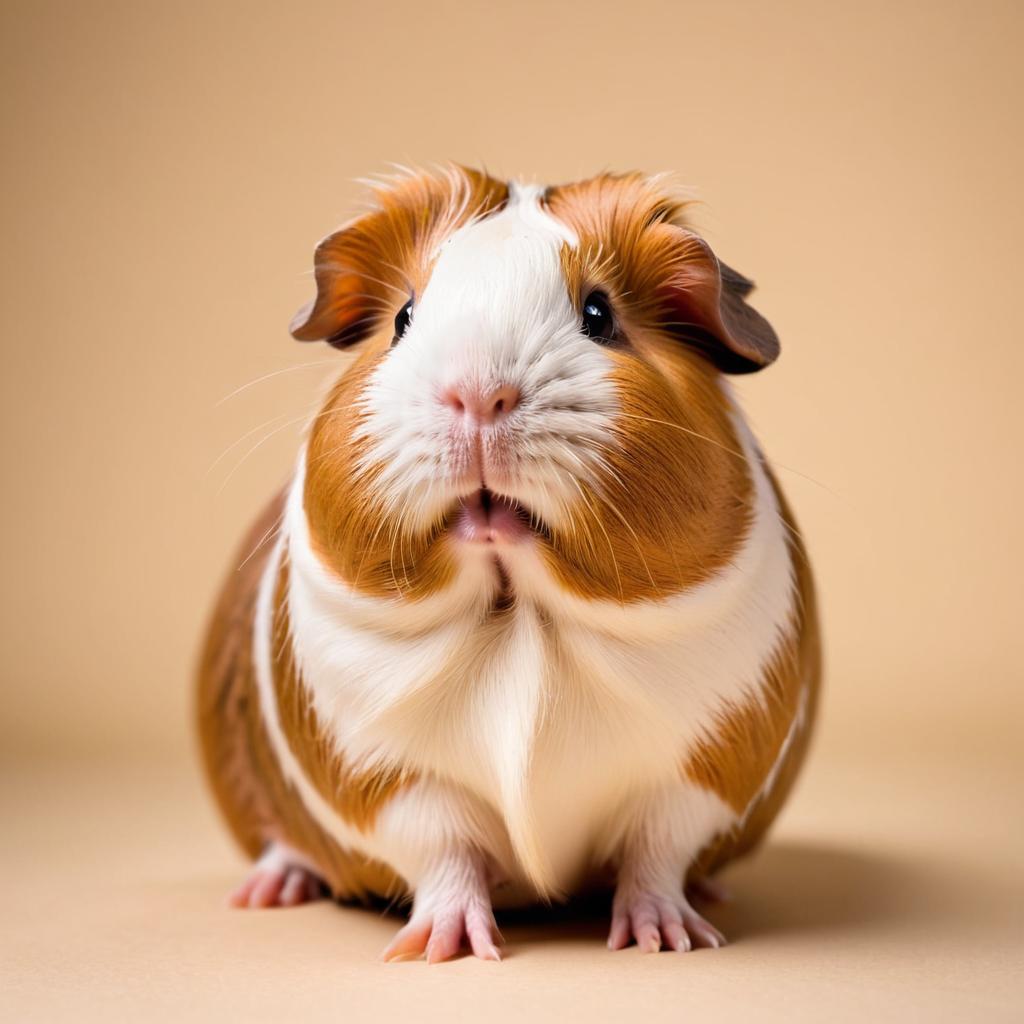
(597, 781), (738, 889)
(254, 183), (800, 903)
(352, 181), (615, 532)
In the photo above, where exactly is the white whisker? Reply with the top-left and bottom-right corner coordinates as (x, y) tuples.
(215, 359), (338, 406)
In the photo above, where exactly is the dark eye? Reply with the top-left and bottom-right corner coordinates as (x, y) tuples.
(393, 299), (413, 344)
(581, 292), (614, 342)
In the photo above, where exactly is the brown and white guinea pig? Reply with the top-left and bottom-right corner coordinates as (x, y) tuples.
(197, 165), (821, 962)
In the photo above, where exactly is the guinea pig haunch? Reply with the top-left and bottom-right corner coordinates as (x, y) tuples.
(197, 165), (821, 961)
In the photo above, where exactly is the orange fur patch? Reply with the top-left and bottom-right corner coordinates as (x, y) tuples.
(539, 175), (753, 600)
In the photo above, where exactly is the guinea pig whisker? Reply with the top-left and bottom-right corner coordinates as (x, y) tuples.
(215, 359), (339, 406)
(206, 410), (294, 477)
(537, 457), (586, 542)
(217, 400), (365, 494)
(352, 488), (402, 590)
(776, 515), (814, 569)
(547, 438), (595, 480)
(554, 440), (656, 593)
(236, 511), (286, 572)
(590, 486), (658, 592)
(549, 432), (696, 590)
(397, 489), (427, 590)
(568, 437), (627, 489)
(400, 485), (437, 583)
(616, 413), (746, 460)
(617, 412), (835, 495)
(352, 513), (385, 589)
(388, 492), (416, 597)
(589, 447), (629, 491)
(215, 409), (323, 496)
(305, 440), (346, 469)
(566, 475), (624, 603)
(574, 488), (610, 569)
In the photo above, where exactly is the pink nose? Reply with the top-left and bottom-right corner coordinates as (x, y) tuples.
(441, 382), (521, 425)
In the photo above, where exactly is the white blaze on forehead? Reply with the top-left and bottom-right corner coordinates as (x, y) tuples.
(354, 177), (614, 532)
(411, 182), (579, 368)
(430, 181), (578, 260)
(511, 182), (579, 244)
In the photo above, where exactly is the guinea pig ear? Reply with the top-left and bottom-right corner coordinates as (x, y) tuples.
(659, 228), (780, 374)
(290, 221), (382, 348)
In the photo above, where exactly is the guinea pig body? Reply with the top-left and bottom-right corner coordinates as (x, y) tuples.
(197, 167), (820, 960)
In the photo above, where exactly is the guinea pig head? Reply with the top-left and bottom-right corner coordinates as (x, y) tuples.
(292, 167), (779, 605)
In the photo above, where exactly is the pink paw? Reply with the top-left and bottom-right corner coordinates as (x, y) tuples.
(608, 885), (726, 953)
(381, 854), (501, 963)
(227, 843), (325, 909)
(381, 901), (502, 964)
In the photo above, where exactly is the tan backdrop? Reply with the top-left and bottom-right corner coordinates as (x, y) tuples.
(2, 0), (1021, 762)
(3, 3), (1023, 1020)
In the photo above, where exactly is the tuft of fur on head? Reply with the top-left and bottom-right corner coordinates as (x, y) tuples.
(291, 164), (510, 346)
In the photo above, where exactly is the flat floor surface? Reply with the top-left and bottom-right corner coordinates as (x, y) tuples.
(3, 731), (1021, 1023)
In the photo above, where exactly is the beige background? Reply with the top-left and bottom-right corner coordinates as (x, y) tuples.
(2, 1), (1022, 1020)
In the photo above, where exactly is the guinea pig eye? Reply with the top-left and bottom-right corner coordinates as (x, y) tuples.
(392, 300), (413, 344)
(580, 292), (614, 343)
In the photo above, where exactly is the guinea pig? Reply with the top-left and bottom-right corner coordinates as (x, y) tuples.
(197, 165), (821, 962)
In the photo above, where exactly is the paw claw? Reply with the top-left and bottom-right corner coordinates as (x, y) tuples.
(607, 913), (631, 951)
(380, 919), (433, 962)
(609, 886), (726, 954)
(385, 913), (503, 964)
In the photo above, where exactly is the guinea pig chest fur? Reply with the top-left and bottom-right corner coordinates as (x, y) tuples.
(197, 166), (821, 961)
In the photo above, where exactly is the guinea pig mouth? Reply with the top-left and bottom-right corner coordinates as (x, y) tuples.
(452, 487), (549, 544)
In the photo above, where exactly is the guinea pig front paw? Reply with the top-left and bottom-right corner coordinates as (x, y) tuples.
(608, 882), (726, 953)
(380, 903), (502, 964)
(380, 853), (502, 964)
